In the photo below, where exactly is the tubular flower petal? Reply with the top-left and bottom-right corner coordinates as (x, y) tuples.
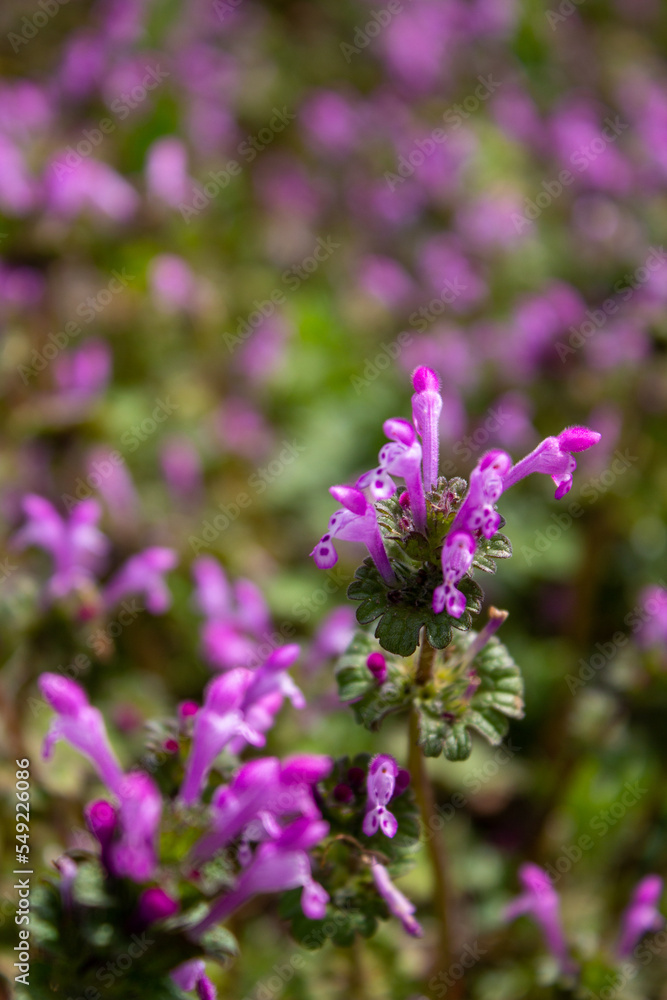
(505, 863), (576, 975)
(432, 531), (476, 618)
(39, 673), (124, 795)
(311, 485), (396, 585)
(104, 546), (177, 614)
(502, 426), (601, 500)
(450, 450), (512, 539)
(111, 772), (162, 882)
(411, 365), (443, 491)
(179, 668), (258, 806)
(616, 875), (664, 959)
(371, 863), (423, 937)
(378, 418), (427, 533)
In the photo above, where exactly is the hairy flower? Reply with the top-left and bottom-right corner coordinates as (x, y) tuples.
(39, 674), (124, 794)
(616, 875), (664, 958)
(505, 863), (576, 975)
(13, 495), (108, 603)
(104, 546), (177, 614)
(371, 863), (423, 937)
(432, 531), (476, 618)
(411, 365), (443, 490)
(363, 754), (399, 838)
(179, 668), (262, 806)
(311, 484), (396, 585)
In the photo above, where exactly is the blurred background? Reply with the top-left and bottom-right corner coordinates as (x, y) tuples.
(0, 0), (667, 996)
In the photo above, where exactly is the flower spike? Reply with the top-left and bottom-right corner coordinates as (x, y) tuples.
(411, 366), (443, 491)
(311, 485), (397, 586)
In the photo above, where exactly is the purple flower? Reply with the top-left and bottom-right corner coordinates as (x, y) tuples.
(145, 137), (191, 207)
(86, 447), (138, 529)
(306, 606), (356, 672)
(192, 822), (329, 935)
(411, 366), (443, 491)
(375, 418), (427, 533)
(85, 799), (117, 847)
(371, 863), (423, 937)
(178, 668), (260, 806)
(450, 450), (512, 540)
(366, 652), (387, 684)
(53, 339), (111, 402)
(149, 255), (197, 314)
(637, 586), (667, 651)
(311, 485), (397, 586)
(505, 863), (576, 975)
(171, 960), (217, 1000)
(104, 547), (178, 614)
(111, 771), (162, 881)
(13, 495), (109, 603)
(363, 755), (399, 838)
(502, 427), (601, 500)
(160, 436), (203, 502)
(300, 89), (360, 156)
(46, 157), (139, 222)
(192, 557), (272, 670)
(192, 755), (331, 864)
(432, 531), (476, 618)
(136, 887), (179, 927)
(39, 674), (124, 794)
(358, 255), (415, 309)
(617, 875), (664, 958)
(241, 644), (305, 714)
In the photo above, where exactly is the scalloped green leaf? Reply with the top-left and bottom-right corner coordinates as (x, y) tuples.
(444, 723), (473, 761)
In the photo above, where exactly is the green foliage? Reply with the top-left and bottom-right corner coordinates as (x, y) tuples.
(337, 627), (524, 762)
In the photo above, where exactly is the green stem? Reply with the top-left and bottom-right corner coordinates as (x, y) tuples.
(409, 633), (459, 988)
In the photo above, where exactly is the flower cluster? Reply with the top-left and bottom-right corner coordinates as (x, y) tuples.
(313, 366), (600, 622)
(39, 664), (330, 995)
(11, 494), (177, 616)
(505, 864), (664, 975)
